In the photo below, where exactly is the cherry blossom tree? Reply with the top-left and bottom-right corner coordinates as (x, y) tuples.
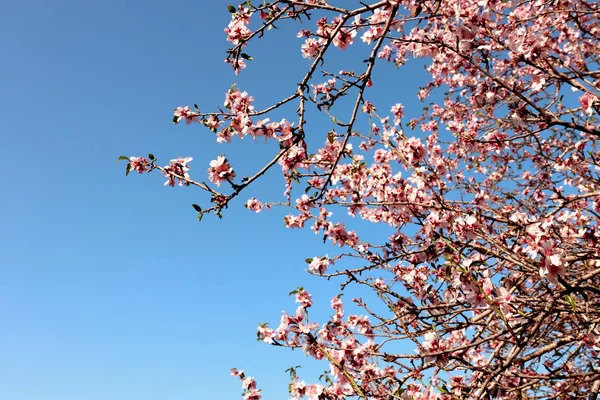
(121, 0), (600, 398)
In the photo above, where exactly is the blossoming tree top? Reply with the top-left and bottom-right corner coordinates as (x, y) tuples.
(122, 0), (600, 398)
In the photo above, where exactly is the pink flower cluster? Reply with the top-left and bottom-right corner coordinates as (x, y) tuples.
(162, 157), (192, 187)
(231, 369), (261, 400)
(223, 7), (253, 74)
(129, 157), (149, 174)
(307, 256), (329, 275)
(245, 198), (263, 213)
(207, 155), (236, 187)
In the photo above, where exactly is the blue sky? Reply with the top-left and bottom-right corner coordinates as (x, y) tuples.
(0, 1), (429, 399)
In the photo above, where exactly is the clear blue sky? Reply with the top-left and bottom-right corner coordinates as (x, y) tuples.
(0, 1), (427, 399)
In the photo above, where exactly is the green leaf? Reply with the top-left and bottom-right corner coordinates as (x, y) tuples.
(148, 153), (155, 160)
(116, 155), (129, 163)
(564, 294), (577, 311)
(240, 53), (253, 61)
(227, 4), (236, 13)
(125, 163), (132, 176)
(289, 290), (298, 295)
(327, 131), (335, 144)
(197, 213), (203, 222)
(194, 104), (199, 110)
(305, 258), (313, 264)
(192, 204), (202, 212)
(438, 385), (450, 394)
(172, 115), (179, 124)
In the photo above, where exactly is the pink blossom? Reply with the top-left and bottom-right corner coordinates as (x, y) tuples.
(225, 58), (247, 75)
(539, 252), (566, 284)
(245, 198), (264, 213)
(308, 256), (329, 275)
(224, 88), (254, 114)
(162, 157), (192, 187)
(327, 223), (359, 247)
(242, 376), (257, 390)
(290, 380), (307, 398)
(295, 194), (314, 213)
(399, 137), (427, 166)
(224, 19), (251, 45)
(301, 38), (322, 59)
(579, 92), (598, 117)
(361, 100), (376, 114)
(129, 157), (149, 174)
(207, 155), (236, 186)
(205, 115), (221, 131)
(332, 28), (356, 49)
(173, 106), (198, 125)
(295, 289), (313, 309)
(305, 384), (324, 399)
(243, 388), (261, 400)
(257, 324), (275, 344)
(378, 45), (393, 60)
(391, 103), (404, 125)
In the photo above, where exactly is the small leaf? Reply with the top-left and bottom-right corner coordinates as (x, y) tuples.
(227, 4), (236, 13)
(305, 258), (313, 264)
(192, 204), (202, 212)
(194, 104), (199, 110)
(116, 155), (129, 163)
(564, 294), (577, 311)
(148, 153), (155, 160)
(412, 4), (422, 17)
(438, 385), (450, 394)
(197, 213), (203, 222)
(172, 115), (179, 124)
(125, 163), (132, 176)
(327, 131), (335, 144)
(240, 53), (253, 61)
(289, 290), (298, 295)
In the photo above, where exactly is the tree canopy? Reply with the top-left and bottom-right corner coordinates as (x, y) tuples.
(123, 0), (600, 398)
